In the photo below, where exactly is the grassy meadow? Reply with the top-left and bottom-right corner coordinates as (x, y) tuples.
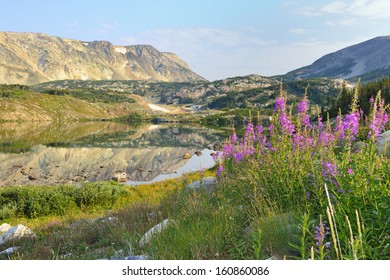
(0, 86), (389, 260)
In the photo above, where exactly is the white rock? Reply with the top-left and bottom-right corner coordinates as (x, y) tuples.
(0, 224), (36, 245)
(0, 223), (12, 233)
(0, 246), (20, 256)
(186, 177), (217, 191)
(112, 172), (127, 182)
(139, 219), (174, 247)
(377, 130), (390, 157)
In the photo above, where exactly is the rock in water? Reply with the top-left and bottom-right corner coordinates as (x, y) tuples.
(182, 152), (192, 160)
(112, 172), (127, 182)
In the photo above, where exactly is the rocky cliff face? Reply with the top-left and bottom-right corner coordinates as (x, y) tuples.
(0, 32), (206, 85)
(285, 36), (390, 81)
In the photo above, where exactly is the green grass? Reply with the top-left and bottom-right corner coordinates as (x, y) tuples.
(1, 91), (389, 260)
(0, 171), (214, 260)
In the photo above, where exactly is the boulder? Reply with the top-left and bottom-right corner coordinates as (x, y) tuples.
(352, 141), (365, 152)
(111, 172), (127, 182)
(182, 152), (192, 160)
(139, 219), (174, 247)
(0, 246), (20, 256)
(186, 177), (217, 193)
(0, 223), (12, 233)
(27, 175), (38, 180)
(0, 224), (36, 245)
(377, 130), (390, 157)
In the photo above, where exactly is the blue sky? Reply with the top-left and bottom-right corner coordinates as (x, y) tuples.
(1, 0), (390, 81)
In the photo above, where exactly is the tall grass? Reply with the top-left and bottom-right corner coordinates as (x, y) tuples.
(211, 88), (389, 259)
(144, 88), (389, 260)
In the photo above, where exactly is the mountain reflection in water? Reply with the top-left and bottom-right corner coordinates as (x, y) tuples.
(0, 122), (227, 186)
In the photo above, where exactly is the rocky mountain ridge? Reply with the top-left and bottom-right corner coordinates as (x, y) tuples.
(34, 75), (343, 110)
(285, 36), (390, 82)
(0, 32), (205, 85)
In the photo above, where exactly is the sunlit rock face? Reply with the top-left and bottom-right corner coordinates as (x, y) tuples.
(0, 32), (206, 85)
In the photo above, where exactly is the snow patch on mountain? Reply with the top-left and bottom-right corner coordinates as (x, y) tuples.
(115, 47), (127, 54)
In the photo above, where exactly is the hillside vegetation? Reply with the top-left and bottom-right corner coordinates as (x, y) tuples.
(0, 84), (154, 122)
(33, 76), (343, 111)
(325, 78), (390, 119)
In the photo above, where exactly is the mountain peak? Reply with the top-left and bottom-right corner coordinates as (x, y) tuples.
(285, 36), (390, 81)
(0, 32), (206, 85)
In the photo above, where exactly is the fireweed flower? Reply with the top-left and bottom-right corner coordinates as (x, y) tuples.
(297, 99), (312, 129)
(318, 131), (335, 147)
(255, 124), (267, 147)
(314, 219), (331, 257)
(297, 100), (308, 113)
(223, 144), (234, 157)
(278, 112), (295, 135)
(322, 162), (339, 178)
(347, 168), (353, 175)
(231, 131), (237, 143)
(293, 134), (313, 149)
(314, 221), (330, 247)
(269, 123), (274, 135)
(234, 152), (243, 163)
(274, 97), (285, 112)
(301, 114), (311, 128)
(368, 100), (388, 139)
(334, 111), (360, 141)
(342, 112), (360, 141)
(244, 122), (256, 143)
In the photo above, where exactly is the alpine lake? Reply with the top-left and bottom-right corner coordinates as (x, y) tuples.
(0, 121), (228, 187)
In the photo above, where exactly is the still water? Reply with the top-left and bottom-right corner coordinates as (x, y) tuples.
(0, 121), (227, 187)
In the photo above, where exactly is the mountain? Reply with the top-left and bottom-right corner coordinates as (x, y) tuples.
(0, 32), (206, 85)
(284, 36), (390, 82)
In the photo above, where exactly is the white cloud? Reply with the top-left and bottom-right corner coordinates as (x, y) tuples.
(326, 17), (359, 26)
(321, 0), (390, 19)
(292, 0), (390, 20)
(293, 6), (321, 16)
(118, 27), (371, 80)
(321, 1), (348, 13)
(122, 28), (224, 49)
(120, 27), (277, 80)
(120, 27), (273, 59)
